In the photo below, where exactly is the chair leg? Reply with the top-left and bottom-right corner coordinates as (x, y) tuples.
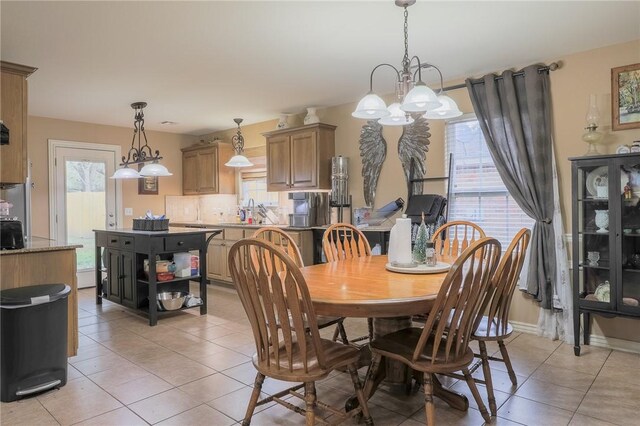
(462, 368), (490, 423)
(423, 372), (435, 426)
(498, 339), (517, 386)
(478, 341), (497, 416)
(242, 372), (265, 426)
(332, 324), (340, 342)
(337, 321), (350, 345)
(348, 363), (373, 425)
(367, 317), (374, 341)
(304, 382), (317, 425)
(362, 353), (383, 400)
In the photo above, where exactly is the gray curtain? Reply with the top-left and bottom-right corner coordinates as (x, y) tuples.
(466, 65), (556, 309)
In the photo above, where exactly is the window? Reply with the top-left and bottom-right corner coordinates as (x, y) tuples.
(240, 171), (279, 206)
(445, 114), (533, 248)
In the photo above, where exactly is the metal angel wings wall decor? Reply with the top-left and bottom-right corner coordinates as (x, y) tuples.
(358, 115), (430, 207)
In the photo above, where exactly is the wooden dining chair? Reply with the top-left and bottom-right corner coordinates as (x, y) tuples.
(322, 223), (373, 343)
(469, 228), (531, 416)
(252, 227), (349, 344)
(228, 238), (373, 426)
(432, 220), (486, 257)
(364, 237), (502, 425)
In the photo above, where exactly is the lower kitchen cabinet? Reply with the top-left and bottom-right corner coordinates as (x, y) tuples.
(105, 248), (136, 309)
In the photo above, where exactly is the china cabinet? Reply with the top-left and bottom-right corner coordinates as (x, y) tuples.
(263, 123), (335, 191)
(570, 153), (640, 356)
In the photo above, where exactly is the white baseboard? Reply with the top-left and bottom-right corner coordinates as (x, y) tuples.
(509, 320), (640, 354)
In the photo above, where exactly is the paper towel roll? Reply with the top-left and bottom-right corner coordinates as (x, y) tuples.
(388, 216), (414, 266)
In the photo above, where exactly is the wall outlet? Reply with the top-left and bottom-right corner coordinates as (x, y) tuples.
(124, 208), (133, 216)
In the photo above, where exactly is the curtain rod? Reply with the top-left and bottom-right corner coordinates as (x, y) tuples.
(442, 62), (561, 92)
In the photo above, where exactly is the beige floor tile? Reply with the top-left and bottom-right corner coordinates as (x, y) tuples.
(87, 363), (151, 388)
(147, 358), (216, 386)
(410, 403), (487, 426)
(105, 374), (174, 405)
(221, 361), (258, 385)
(336, 400), (409, 425)
(233, 342), (258, 357)
(398, 418), (426, 426)
(174, 341), (228, 359)
(156, 404), (236, 426)
(499, 395), (573, 426)
(0, 398), (59, 426)
(73, 407), (147, 426)
(68, 344), (113, 365)
(577, 375), (640, 425)
(191, 347), (250, 371)
(514, 378), (586, 411)
(362, 382), (426, 416)
(67, 364), (84, 381)
(248, 398), (311, 425)
(569, 413), (618, 426)
(554, 343), (611, 360)
(530, 364), (596, 392)
(450, 380), (511, 412)
(491, 417), (528, 426)
(37, 377), (122, 425)
(545, 351), (608, 375)
(128, 388), (200, 424)
(207, 386), (275, 421)
(211, 332), (255, 349)
(595, 362), (640, 385)
(489, 346), (549, 376)
(472, 367), (527, 394)
(508, 333), (562, 354)
(603, 350), (640, 369)
(71, 353), (135, 376)
(178, 373), (246, 403)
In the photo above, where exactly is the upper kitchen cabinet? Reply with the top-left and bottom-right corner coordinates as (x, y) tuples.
(181, 142), (235, 195)
(0, 61), (37, 184)
(263, 123), (336, 191)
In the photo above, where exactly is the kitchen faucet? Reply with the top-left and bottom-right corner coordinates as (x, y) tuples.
(247, 198), (255, 223)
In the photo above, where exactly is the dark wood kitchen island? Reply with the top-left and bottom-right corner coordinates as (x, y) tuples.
(94, 227), (220, 326)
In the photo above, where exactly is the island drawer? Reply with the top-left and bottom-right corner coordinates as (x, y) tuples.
(106, 235), (134, 249)
(164, 234), (201, 251)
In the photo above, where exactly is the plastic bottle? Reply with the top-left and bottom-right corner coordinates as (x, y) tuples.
(371, 243), (382, 256)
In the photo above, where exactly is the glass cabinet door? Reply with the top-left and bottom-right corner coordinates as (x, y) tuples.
(619, 159), (640, 313)
(575, 162), (614, 310)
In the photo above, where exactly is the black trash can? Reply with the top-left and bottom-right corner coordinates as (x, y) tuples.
(1, 284), (70, 402)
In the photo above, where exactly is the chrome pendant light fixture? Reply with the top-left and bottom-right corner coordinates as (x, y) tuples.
(111, 102), (172, 179)
(352, 0), (462, 126)
(225, 118), (254, 168)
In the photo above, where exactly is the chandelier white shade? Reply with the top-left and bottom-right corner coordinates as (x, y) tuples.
(110, 165), (141, 179)
(423, 94), (463, 119)
(139, 161), (173, 176)
(378, 102), (415, 126)
(225, 118), (254, 168)
(111, 102), (172, 179)
(352, 0), (462, 126)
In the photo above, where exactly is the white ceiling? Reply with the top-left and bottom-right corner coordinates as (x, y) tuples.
(2, 1), (639, 135)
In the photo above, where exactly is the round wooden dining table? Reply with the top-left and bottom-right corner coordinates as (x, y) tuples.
(299, 254), (469, 412)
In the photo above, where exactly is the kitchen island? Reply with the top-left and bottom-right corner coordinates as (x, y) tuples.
(0, 237), (82, 357)
(95, 227), (219, 326)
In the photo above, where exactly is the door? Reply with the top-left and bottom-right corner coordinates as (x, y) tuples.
(183, 151), (198, 194)
(290, 130), (317, 188)
(197, 147), (218, 193)
(266, 135), (290, 191)
(51, 142), (119, 288)
(207, 239), (226, 281)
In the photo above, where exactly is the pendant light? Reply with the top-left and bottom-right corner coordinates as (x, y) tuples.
(225, 118), (254, 168)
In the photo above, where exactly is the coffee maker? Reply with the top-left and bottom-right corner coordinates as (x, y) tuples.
(288, 192), (330, 227)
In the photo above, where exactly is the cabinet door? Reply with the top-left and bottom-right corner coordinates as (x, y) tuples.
(207, 240), (226, 282)
(267, 135), (291, 191)
(290, 130), (317, 189)
(197, 148), (218, 194)
(618, 156), (640, 314)
(224, 243), (235, 282)
(120, 251), (136, 308)
(573, 160), (615, 311)
(183, 151), (199, 194)
(106, 249), (121, 303)
(0, 72), (26, 183)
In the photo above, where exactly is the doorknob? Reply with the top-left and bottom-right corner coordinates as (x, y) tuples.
(109, 222), (116, 227)
(109, 213), (114, 218)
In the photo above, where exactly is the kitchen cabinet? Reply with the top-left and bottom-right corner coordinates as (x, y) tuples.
(570, 153), (640, 356)
(263, 123), (336, 191)
(95, 228), (214, 326)
(181, 143), (235, 195)
(0, 61), (37, 184)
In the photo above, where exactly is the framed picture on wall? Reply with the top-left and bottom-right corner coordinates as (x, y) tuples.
(612, 63), (640, 131)
(138, 164), (158, 195)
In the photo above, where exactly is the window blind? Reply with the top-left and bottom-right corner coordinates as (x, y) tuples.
(445, 115), (533, 249)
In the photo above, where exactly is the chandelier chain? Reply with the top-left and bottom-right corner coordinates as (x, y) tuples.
(402, 6), (409, 68)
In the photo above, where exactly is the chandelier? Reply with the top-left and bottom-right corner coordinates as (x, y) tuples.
(225, 118), (254, 167)
(352, 0), (462, 126)
(111, 102), (172, 179)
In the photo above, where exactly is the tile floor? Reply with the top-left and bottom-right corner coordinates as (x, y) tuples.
(1, 284), (638, 426)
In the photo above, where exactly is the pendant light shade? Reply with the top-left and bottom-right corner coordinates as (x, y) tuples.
(400, 83), (441, 112)
(110, 165), (141, 179)
(139, 161), (173, 177)
(423, 95), (463, 119)
(378, 103), (415, 126)
(352, 93), (390, 119)
(226, 118), (254, 168)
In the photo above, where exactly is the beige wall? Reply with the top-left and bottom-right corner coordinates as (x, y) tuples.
(28, 116), (196, 237)
(209, 40), (640, 342)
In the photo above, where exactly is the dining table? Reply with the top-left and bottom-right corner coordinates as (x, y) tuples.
(299, 254), (469, 412)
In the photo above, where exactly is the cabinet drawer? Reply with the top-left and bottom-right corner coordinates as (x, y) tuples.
(106, 235), (135, 249)
(225, 228), (244, 241)
(164, 234), (202, 251)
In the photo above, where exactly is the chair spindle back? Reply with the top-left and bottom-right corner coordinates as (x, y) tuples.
(252, 227), (304, 267)
(433, 221), (486, 257)
(322, 223), (371, 262)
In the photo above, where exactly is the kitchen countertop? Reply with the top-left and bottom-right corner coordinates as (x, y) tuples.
(0, 236), (83, 255)
(94, 227), (222, 235)
(169, 222), (313, 232)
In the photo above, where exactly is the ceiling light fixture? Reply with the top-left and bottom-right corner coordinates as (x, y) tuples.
(352, 0), (462, 125)
(225, 118), (254, 168)
(111, 102), (172, 179)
